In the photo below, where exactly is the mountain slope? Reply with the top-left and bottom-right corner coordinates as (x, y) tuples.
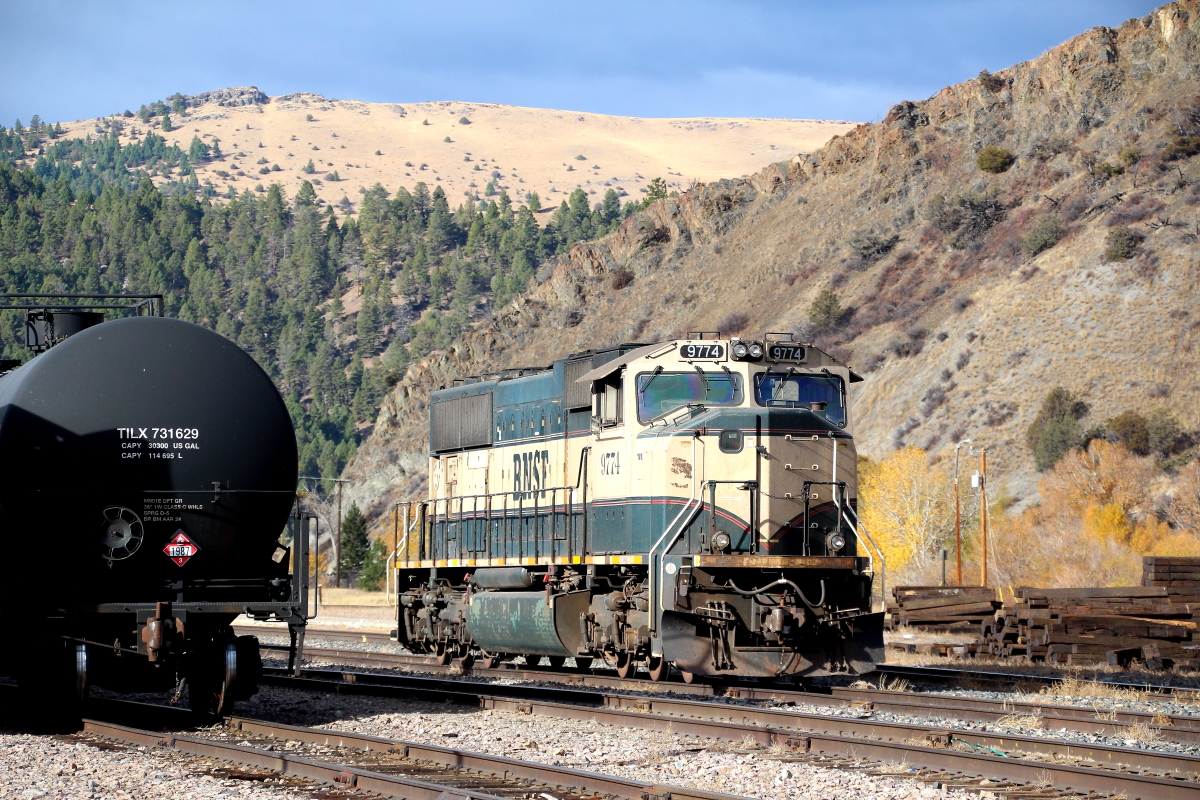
(343, 2), (1200, 523)
(50, 93), (855, 211)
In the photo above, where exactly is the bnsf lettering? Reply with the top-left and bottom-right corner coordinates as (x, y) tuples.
(600, 451), (620, 476)
(512, 449), (550, 499)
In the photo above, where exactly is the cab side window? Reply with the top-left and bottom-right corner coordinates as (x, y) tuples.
(592, 372), (623, 428)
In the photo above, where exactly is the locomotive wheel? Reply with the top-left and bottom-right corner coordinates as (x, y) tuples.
(574, 657), (593, 672)
(614, 652), (635, 679)
(545, 656), (566, 669)
(680, 670), (697, 685)
(647, 656), (670, 682)
(433, 642), (452, 666)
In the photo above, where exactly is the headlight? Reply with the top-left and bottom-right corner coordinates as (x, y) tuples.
(713, 531), (732, 551)
(731, 342), (749, 359)
(826, 532), (846, 553)
(747, 341), (763, 358)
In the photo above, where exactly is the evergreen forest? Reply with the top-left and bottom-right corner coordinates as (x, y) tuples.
(0, 116), (645, 480)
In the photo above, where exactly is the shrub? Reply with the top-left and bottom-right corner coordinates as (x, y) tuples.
(808, 289), (843, 331)
(718, 310), (750, 335)
(847, 231), (899, 265)
(610, 269), (634, 290)
(978, 69), (1005, 93)
(458, 116), (471, 125)
(1027, 386), (1089, 471)
(977, 146), (1015, 173)
(1162, 136), (1200, 161)
(1108, 410), (1151, 455)
(1021, 215), (1063, 256)
(1103, 227), (1143, 261)
(443, 136), (452, 142)
(1028, 136), (1070, 162)
(575, 154), (587, 160)
(270, 164), (281, 172)
(305, 113), (314, 122)
(1118, 147), (1141, 167)
(952, 294), (973, 312)
(927, 188), (1006, 249)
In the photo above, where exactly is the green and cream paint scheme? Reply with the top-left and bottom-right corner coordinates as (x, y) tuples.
(395, 337), (885, 679)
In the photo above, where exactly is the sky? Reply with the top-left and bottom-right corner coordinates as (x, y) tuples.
(0, 0), (1166, 126)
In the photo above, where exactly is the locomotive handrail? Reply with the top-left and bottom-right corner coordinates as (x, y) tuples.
(840, 498), (886, 608)
(649, 478), (757, 638)
(401, 448), (591, 568)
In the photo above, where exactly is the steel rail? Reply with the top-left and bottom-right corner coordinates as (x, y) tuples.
(266, 644), (1200, 744)
(262, 669), (1200, 800)
(876, 663), (1200, 701)
(242, 624), (1200, 701)
(73, 699), (753, 800)
(223, 716), (751, 800)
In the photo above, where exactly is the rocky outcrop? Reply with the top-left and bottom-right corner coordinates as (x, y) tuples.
(184, 87), (268, 108)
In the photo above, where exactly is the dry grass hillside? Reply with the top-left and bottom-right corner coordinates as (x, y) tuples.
(343, 1), (1200, 527)
(57, 92), (854, 211)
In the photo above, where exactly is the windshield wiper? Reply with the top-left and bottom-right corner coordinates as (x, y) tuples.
(771, 366), (796, 402)
(694, 364), (710, 397)
(639, 365), (664, 394)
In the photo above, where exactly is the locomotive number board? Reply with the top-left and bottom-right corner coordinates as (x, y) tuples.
(767, 344), (807, 362)
(680, 343), (725, 361)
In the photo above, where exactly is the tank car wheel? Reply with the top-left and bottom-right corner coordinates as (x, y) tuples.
(614, 652), (635, 679)
(545, 656), (566, 669)
(479, 652), (507, 669)
(189, 638), (240, 716)
(647, 656), (670, 682)
(75, 642), (91, 701)
(573, 657), (593, 672)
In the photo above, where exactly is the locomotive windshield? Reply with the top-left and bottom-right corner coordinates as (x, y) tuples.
(636, 371), (742, 423)
(754, 371), (845, 426)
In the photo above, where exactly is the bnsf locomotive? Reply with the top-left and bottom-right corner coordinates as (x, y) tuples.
(0, 297), (307, 716)
(395, 334), (884, 681)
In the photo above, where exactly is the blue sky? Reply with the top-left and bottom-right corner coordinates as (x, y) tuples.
(1, 1), (1164, 126)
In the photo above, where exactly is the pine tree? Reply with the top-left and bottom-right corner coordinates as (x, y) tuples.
(357, 537), (388, 590)
(161, 114), (173, 132)
(340, 502), (369, 577)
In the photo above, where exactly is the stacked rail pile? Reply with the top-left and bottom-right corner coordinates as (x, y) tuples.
(978, 585), (1199, 668)
(1143, 556), (1200, 591)
(885, 586), (999, 631)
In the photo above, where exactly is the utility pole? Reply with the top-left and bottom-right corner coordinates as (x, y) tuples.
(953, 439), (972, 586)
(299, 476), (351, 590)
(979, 449), (988, 588)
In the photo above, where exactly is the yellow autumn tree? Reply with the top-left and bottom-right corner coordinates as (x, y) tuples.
(991, 440), (1200, 588)
(859, 446), (955, 584)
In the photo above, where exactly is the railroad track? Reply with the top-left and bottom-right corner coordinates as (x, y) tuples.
(262, 666), (1200, 800)
(271, 645), (1200, 747)
(60, 696), (748, 800)
(238, 624), (1200, 701)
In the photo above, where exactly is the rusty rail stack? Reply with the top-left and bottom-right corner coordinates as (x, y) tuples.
(884, 585), (999, 631)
